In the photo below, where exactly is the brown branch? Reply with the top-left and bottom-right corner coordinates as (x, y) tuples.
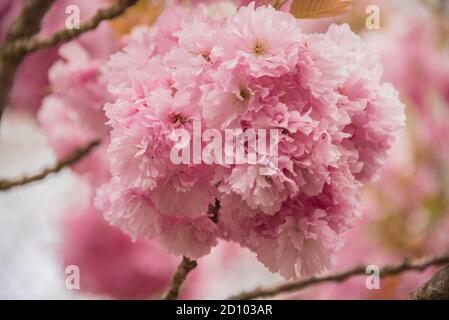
(0, 0), (138, 122)
(409, 264), (449, 300)
(162, 201), (220, 300)
(0, 139), (100, 192)
(2, 0), (138, 57)
(0, 0), (56, 122)
(4, 0), (56, 42)
(163, 257), (198, 300)
(228, 253), (449, 300)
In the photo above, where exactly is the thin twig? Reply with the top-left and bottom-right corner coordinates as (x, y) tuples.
(2, 0), (138, 57)
(0, 0), (138, 123)
(0, 139), (100, 192)
(162, 201), (221, 300)
(0, 0), (56, 122)
(228, 254), (449, 300)
(164, 257), (198, 300)
(3, 0), (56, 43)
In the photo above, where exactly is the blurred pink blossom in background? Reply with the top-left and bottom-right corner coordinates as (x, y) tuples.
(0, 0), (112, 115)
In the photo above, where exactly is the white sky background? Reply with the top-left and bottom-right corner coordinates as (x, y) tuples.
(0, 112), (83, 299)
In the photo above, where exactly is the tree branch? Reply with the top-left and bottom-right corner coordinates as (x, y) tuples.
(0, 0), (56, 122)
(2, 0), (138, 57)
(162, 201), (221, 300)
(228, 254), (449, 300)
(0, 0), (139, 122)
(0, 139), (100, 192)
(164, 257), (198, 300)
(409, 264), (449, 300)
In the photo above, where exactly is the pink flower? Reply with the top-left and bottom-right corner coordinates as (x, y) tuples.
(217, 163), (297, 216)
(96, 180), (159, 241)
(97, 4), (405, 280)
(218, 3), (301, 77)
(49, 41), (112, 115)
(106, 121), (171, 190)
(38, 26), (115, 185)
(200, 68), (254, 129)
(152, 167), (215, 218)
(158, 215), (219, 258)
(96, 179), (219, 259)
(38, 95), (110, 184)
(271, 213), (342, 279)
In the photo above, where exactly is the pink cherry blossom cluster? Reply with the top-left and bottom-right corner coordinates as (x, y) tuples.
(96, 3), (405, 279)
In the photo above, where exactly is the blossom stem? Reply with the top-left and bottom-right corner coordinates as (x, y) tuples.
(163, 200), (220, 300)
(163, 257), (198, 300)
(208, 199), (220, 223)
(228, 253), (449, 300)
(0, 139), (100, 192)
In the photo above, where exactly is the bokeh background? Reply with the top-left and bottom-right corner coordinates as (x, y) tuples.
(1, 0), (448, 299)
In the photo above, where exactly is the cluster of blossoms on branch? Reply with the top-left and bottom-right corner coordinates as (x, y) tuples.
(95, 2), (405, 279)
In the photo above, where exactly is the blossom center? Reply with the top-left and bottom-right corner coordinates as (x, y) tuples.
(201, 52), (211, 62)
(169, 112), (189, 125)
(239, 87), (250, 100)
(170, 86), (178, 97)
(232, 86), (251, 105)
(254, 40), (265, 55)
